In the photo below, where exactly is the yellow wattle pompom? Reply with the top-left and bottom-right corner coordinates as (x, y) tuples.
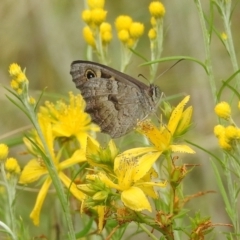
(9, 63), (22, 77)
(81, 9), (92, 25)
(83, 26), (96, 47)
(148, 28), (157, 40)
(150, 16), (157, 26)
(101, 31), (112, 44)
(5, 157), (21, 174)
(214, 124), (225, 138)
(115, 15), (133, 31)
(129, 22), (144, 39)
(100, 22), (112, 44)
(87, 0), (105, 9)
(117, 29), (130, 43)
(225, 125), (239, 140)
(91, 8), (107, 26)
(218, 136), (232, 151)
(0, 144), (9, 160)
(16, 72), (27, 83)
(10, 79), (19, 90)
(214, 101), (231, 120)
(100, 22), (112, 33)
(149, 1), (166, 18)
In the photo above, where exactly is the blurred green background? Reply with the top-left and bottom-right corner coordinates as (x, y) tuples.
(1, 0), (240, 238)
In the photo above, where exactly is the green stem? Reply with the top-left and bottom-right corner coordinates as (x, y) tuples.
(165, 152), (174, 214)
(219, 1), (240, 90)
(138, 224), (158, 240)
(150, 18), (163, 83)
(0, 164), (17, 240)
(194, 0), (217, 104)
(25, 103), (76, 240)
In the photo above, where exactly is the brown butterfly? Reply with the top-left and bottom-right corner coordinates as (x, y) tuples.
(70, 60), (161, 138)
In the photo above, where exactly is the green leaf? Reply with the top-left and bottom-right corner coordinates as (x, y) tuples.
(140, 56), (208, 74)
(75, 217), (94, 238)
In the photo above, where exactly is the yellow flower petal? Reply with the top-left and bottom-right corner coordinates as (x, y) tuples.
(174, 106), (193, 136)
(121, 186), (152, 212)
(59, 149), (86, 170)
(0, 143), (9, 160)
(19, 159), (47, 184)
(89, 173), (121, 190)
(118, 147), (158, 158)
(168, 96), (190, 135)
(30, 177), (52, 225)
(170, 144), (195, 153)
(59, 172), (85, 201)
(97, 205), (105, 232)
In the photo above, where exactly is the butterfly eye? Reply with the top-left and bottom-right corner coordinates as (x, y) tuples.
(86, 69), (96, 79)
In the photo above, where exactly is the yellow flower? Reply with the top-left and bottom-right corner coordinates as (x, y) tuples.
(148, 28), (157, 40)
(101, 31), (112, 44)
(0, 144), (9, 160)
(149, 1), (166, 18)
(87, 0), (105, 9)
(88, 150), (166, 212)
(91, 8), (107, 26)
(129, 22), (144, 39)
(100, 22), (112, 44)
(16, 72), (27, 83)
(8, 63), (29, 95)
(214, 124), (225, 137)
(82, 9), (92, 25)
(150, 16), (157, 26)
(19, 116), (86, 225)
(218, 136), (232, 151)
(100, 22), (111, 33)
(137, 96), (195, 154)
(225, 125), (239, 140)
(9, 63), (21, 77)
(117, 29), (130, 43)
(83, 26), (96, 47)
(86, 137), (118, 173)
(214, 101), (231, 120)
(10, 79), (19, 90)
(115, 15), (133, 31)
(5, 157), (21, 174)
(39, 92), (100, 148)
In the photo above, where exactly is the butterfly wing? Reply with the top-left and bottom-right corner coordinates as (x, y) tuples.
(70, 61), (160, 138)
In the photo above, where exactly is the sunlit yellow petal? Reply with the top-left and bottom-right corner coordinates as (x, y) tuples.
(121, 186), (152, 212)
(97, 205), (105, 232)
(132, 152), (162, 181)
(86, 136), (100, 157)
(175, 106), (193, 136)
(59, 149), (86, 170)
(117, 147), (158, 158)
(19, 159), (47, 184)
(59, 172), (85, 201)
(30, 177), (52, 225)
(171, 144), (195, 153)
(87, 173), (121, 190)
(168, 96), (190, 134)
(108, 139), (118, 159)
(137, 120), (169, 150)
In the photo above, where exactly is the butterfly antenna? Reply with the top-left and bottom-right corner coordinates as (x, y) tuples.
(138, 73), (150, 83)
(156, 59), (184, 80)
